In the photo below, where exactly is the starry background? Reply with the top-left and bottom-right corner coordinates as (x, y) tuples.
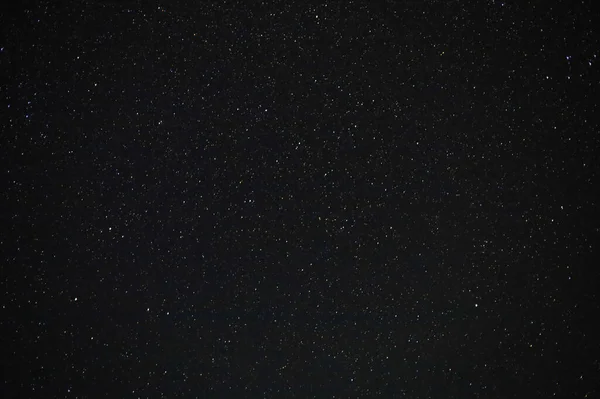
(2, 0), (599, 397)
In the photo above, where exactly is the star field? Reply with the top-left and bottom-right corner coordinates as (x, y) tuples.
(2, 0), (599, 397)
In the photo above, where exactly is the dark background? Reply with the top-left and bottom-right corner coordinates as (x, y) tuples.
(2, 0), (599, 397)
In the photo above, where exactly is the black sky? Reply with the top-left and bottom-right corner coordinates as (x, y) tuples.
(2, 0), (599, 397)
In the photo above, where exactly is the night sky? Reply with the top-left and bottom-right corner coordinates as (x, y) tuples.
(2, 0), (599, 397)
